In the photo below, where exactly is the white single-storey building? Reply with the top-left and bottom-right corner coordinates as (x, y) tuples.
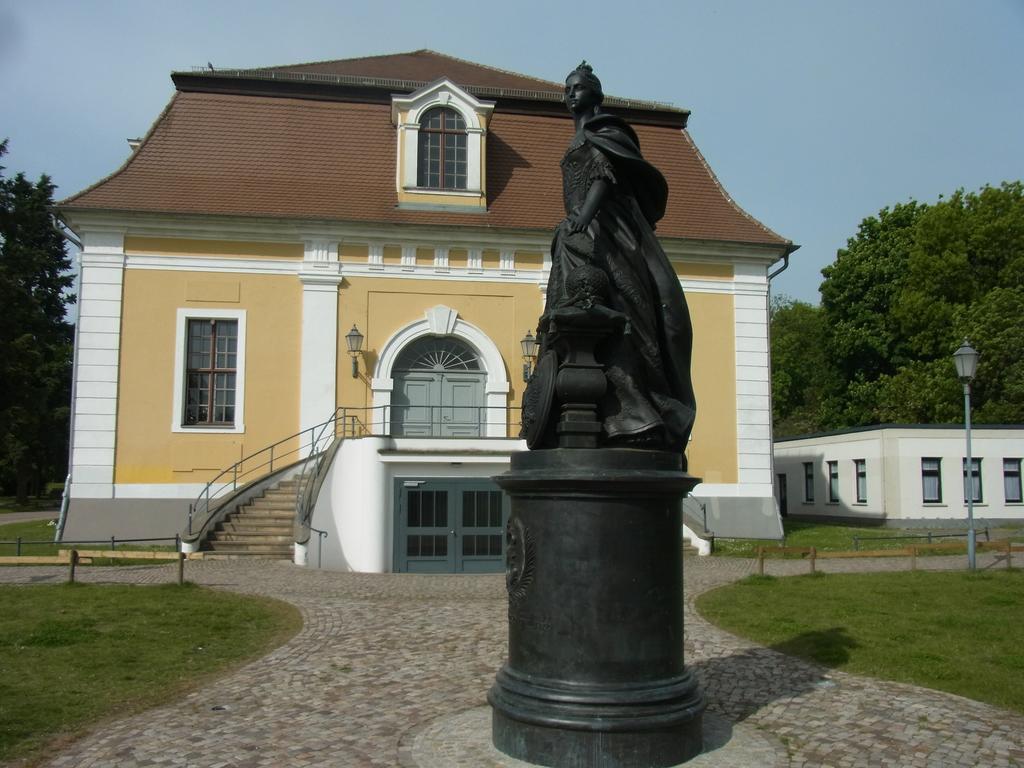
(773, 424), (1023, 526)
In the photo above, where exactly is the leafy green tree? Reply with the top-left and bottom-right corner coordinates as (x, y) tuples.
(819, 201), (924, 386)
(812, 182), (1024, 430)
(769, 295), (829, 436)
(0, 140), (75, 503)
(897, 182), (1024, 360)
(957, 286), (1024, 424)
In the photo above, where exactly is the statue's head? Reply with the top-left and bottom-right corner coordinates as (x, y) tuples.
(565, 60), (604, 114)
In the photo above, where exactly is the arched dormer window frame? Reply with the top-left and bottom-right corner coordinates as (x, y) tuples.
(392, 79), (494, 207)
(416, 107), (468, 191)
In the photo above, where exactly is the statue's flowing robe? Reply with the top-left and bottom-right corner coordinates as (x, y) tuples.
(541, 112), (696, 452)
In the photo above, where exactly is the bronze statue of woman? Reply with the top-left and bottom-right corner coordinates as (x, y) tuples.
(530, 61), (696, 455)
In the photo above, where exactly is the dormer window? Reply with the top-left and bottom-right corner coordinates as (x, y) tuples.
(392, 78), (494, 211)
(418, 107), (467, 190)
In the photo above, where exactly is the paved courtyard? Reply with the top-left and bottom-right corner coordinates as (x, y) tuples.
(1, 554), (1021, 767)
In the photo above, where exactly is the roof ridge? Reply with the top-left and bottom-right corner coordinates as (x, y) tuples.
(254, 49), (428, 73)
(253, 49), (561, 90)
(411, 49), (565, 90)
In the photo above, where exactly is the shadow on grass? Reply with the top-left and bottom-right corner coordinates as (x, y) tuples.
(691, 627), (857, 722)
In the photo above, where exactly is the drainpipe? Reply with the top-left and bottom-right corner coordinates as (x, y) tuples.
(765, 243), (798, 523)
(767, 243), (798, 282)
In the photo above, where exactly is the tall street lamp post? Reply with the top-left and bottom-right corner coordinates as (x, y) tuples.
(953, 340), (980, 570)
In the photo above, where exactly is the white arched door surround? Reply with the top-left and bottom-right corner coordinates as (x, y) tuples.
(371, 306), (510, 437)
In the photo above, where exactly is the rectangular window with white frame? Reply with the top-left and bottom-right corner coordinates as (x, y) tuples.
(962, 457), (982, 504)
(1005, 458), (1022, 503)
(922, 457), (942, 503)
(803, 461), (814, 502)
(854, 459), (867, 503)
(827, 461), (839, 503)
(172, 308), (246, 433)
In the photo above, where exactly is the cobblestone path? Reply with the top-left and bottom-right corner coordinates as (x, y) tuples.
(1, 553), (1020, 767)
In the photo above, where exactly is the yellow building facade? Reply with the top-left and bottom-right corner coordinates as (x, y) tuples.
(59, 51), (793, 569)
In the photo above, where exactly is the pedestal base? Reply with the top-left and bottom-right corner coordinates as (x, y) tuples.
(489, 448), (705, 767)
(491, 672), (705, 768)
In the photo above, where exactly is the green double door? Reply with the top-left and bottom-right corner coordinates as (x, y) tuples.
(394, 479), (508, 573)
(391, 371), (485, 437)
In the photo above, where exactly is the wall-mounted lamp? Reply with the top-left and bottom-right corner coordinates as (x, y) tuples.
(520, 331), (538, 382)
(346, 324), (364, 378)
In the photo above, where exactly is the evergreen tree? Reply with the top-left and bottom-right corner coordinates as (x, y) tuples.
(0, 140), (75, 503)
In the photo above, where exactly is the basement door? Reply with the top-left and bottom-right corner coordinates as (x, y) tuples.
(394, 479), (508, 573)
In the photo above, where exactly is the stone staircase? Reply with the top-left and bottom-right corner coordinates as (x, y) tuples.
(682, 536), (700, 556)
(202, 479), (299, 560)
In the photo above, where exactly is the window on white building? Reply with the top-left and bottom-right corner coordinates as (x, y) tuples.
(1005, 458), (1022, 503)
(827, 461), (839, 503)
(854, 459), (867, 503)
(803, 462), (814, 502)
(962, 458), (983, 504)
(922, 457), (942, 503)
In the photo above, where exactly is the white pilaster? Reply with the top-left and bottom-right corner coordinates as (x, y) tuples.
(733, 263), (773, 495)
(368, 243), (384, 271)
(540, 249), (552, 308)
(467, 247), (483, 273)
(71, 231), (125, 499)
(300, 240), (342, 444)
(433, 247), (449, 272)
(466, 128), (484, 194)
(401, 245), (416, 271)
(499, 248), (515, 274)
(401, 124), (419, 189)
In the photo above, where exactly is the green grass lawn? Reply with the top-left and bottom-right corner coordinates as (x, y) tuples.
(0, 582), (302, 763)
(0, 519), (59, 556)
(712, 520), (973, 558)
(696, 570), (1024, 713)
(0, 519), (175, 560)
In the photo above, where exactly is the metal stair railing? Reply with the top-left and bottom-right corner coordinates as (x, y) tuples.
(682, 494), (711, 538)
(185, 414), (347, 540)
(184, 404), (525, 551)
(293, 409), (366, 547)
(293, 404), (525, 546)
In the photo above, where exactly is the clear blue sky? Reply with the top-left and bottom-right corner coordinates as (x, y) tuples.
(2, 0), (1021, 304)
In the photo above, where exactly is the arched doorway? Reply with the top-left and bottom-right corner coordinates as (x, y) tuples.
(391, 336), (486, 437)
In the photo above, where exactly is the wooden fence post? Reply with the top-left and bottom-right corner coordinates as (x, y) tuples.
(809, 546), (816, 574)
(68, 550), (78, 584)
(1007, 540), (1013, 571)
(757, 547), (764, 576)
(177, 551), (186, 585)
(910, 546), (917, 571)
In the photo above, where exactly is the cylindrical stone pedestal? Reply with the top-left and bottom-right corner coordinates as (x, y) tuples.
(489, 448), (705, 768)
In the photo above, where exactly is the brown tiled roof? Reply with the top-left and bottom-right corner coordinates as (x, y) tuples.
(264, 49), (565, 95)
(62, 53), (790, 249)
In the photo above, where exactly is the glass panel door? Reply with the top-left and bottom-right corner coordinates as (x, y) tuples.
(459, 489), (505, 572)
(395, 480), (508, 573)
(402, 488), (454, 573)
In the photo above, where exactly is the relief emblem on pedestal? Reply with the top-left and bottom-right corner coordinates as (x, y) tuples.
(505, 514), (535, 605)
